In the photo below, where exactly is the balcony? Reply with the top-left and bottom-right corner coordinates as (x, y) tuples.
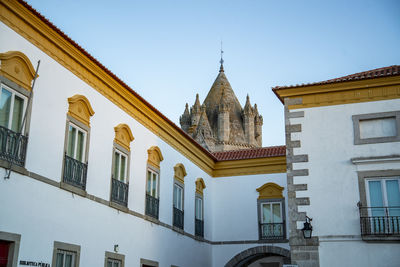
(0, 126), (28, 167)
(195, 219), (204, 237)
(63, 154), (87, 190)
(111, 178), (129, 207)
(145, 193), (159, 219)
(359, 207), (400, 241)
(173, 207), (184, 230)
(259, 222), (285, 240)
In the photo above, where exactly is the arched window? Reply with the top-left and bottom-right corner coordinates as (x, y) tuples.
(0, 51), (37, 167)
(145, 146), (163, 219)
(256, 182), (286, 240)
(61, 94), (94, 195)
(173, 163), (186, 230)
(110, 123), (134, 208)
(195, 178), (206, 237)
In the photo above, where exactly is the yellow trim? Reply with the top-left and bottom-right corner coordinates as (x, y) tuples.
(147, 146), (163, 169)
(174, 163), (187, 184)
(0, 0), (287, 178)
(256, 182), (284, 199)
(195, 178), (206, 195)
(67, 94), (95, 127)
(0, 50), (36, 91)
(114, 123), (134, 151)
(274, 76), (400, 110)
(212, 156), (286, 177)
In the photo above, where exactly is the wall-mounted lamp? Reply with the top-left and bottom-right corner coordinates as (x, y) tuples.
(301, 216), (313, 239)
(114, 244), (119, 253)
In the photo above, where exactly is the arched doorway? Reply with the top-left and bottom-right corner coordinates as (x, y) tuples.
(225, 245), (291, 267)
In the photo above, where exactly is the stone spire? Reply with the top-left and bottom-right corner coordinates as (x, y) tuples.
(242, 95), (256, 145)
(179, 103), (191, 132)
(190, 93), (201, 127)
(179, 59), (263, 152)
(254, 104), (263, 147)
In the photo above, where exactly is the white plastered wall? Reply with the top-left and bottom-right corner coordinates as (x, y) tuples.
(290, 99), (400, 267)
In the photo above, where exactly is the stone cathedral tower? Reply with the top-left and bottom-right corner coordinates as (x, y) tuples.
(180, 61), (263, 152)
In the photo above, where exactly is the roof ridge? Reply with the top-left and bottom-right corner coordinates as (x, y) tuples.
(273, 65), (400, 90)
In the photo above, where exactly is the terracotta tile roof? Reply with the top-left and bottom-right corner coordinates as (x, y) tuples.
(273, 65), (400, 90)
(16, 0), (215, 159)
(212, 146), (286, 161)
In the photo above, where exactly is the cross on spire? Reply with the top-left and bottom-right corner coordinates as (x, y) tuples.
(219, 41), (224, 72)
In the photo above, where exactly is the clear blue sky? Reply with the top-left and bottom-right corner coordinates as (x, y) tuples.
(27, 0), (400, 146)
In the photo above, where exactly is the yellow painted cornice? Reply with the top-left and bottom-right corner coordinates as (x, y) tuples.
(0, 0), (287, 178)
(274, 75), (400, 109)
(213, 156), (286, 177)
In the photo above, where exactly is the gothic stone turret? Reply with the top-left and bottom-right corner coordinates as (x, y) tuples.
(179, 63), (263, 152)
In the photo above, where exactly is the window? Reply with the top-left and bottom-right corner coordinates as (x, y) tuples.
(353, 111), (400, 145)
(104, 251), (125, 267)
(140, 258), (159, 267)
(0, 78), (29, 167)
(194, 178), (206, 237)
(145, 146), (163, 219)
(173, 183), (184, 229)
(256, 183), (286, 240)
(0, 51), (36, 167)
(106, 258), (121, 267)
(66, 123), (87, 162)
(52, 241), (80, 267)
(110, 124), (134, 208)
(55, 250), (76, 267)
(145, 168), (160, 219)
(0, 84), (27, 133)
(61, 95), (94, 195)
(357, 170), (400, 240)
(259, 201), (284, 240)
(63, 122), (88, 191)
(173, 163), (186, 230)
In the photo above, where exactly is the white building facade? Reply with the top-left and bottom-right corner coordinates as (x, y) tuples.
(0, 1), (290, 267)
(274, 67), (400, 267)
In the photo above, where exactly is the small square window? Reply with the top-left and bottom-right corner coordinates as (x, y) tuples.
(52, 241), (80, 267)
(105, 251), (124, 267)
(353, 111), (400, 145)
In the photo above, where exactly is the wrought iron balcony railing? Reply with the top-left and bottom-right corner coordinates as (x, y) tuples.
(0, 125), (28, 167)
(63, 154), (87, 190)
(111, 178), (129, 207)
(259, 222), (285, 240)
(359, 206), (400, 236)
(173, 207), (184, 229)
(145, 193), (159, 219)
(195, 218), (204, 237)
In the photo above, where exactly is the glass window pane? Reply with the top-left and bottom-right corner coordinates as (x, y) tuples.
(152, 173), (157, 197)
(113, 262), (119, 267)
(368, 180), (385, 217)
(173, 184), (177, 208)
(65, 254), (72, 267)
(146, 170), (151, 194)
(11, 95), (24, 132)
(262, 203), (272, 223)
(272, 203), (282, 222)
(386, 179), (400, 216)
(67, 126), (76, 158)
(120, 154), (126, 182)
(178, 187), (182, 210)
(114, 151), (120, 179)
(76, 130), (85, 162)
(56, 252), (64, 267)
(0, 88), (12, 128)
(107, 261), (112, 267)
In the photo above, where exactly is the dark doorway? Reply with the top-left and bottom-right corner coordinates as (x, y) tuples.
(0, 241), (10, 267)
